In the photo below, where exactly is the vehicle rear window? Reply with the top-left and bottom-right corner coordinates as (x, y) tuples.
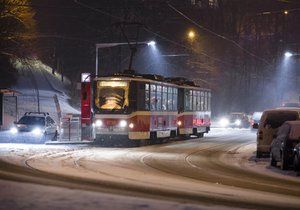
(18, 116), (45, 126)
(266, 112), (298, 128)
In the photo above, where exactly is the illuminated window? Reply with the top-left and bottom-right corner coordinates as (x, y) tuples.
(95, 81), (129, 110)
(150, 84), (156, 111)
(193, 90), (197, 111)
(167, 87), (173, 110)
(145, 83), (150, 110)
(157, 85), (162, 111)
(200, 91), (204, 111)
(173, 88), (178, 111)
(162, 86), (168, 111)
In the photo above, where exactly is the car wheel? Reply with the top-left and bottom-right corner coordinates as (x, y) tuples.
(270, 153), (277, 167)
(281, 150), (289, 170)
(294, 154), (300, 172)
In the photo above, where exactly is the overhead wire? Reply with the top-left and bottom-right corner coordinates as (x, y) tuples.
(73, 0), (237, 67)
(167, 2), (271, 65)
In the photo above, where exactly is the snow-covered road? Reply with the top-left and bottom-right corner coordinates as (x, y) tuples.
(0, 128), (300, 210)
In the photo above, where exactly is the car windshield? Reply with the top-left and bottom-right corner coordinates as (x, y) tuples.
(266, 112), (298, 128)
(95, 80), (129, 110)
(18, 116), (45, 126)
(252, 112), (263, 121)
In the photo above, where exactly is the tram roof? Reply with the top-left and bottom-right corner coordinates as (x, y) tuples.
(94, 72), (210, 91)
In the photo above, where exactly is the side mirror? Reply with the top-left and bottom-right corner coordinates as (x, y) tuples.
(13, 121), (17, 124)
(252, 123), (258, 129)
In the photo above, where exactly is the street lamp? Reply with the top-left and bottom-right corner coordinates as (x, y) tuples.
(147, 41), (156, 46)
(95, 40), (156, 76)
(187, 30), (196, 40)
(285, 51), (293, 58)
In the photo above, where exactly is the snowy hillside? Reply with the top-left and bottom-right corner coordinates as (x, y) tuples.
(2, 59), (79, 129)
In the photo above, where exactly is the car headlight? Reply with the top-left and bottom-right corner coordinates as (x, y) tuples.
(119, 120), (127, 127)
(219, 118), (229, 127)
(32, 127), (43, 136)
(10, 127), (18, 134)
(95, 120), (103, 127)
(235, 119), (241, 126)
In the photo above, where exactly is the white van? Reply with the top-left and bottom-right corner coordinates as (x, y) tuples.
(256, 109), (299, 158)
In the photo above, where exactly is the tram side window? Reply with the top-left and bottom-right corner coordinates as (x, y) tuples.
(208, 92), (211, 111)
(167, 87), (173, 110)
(173, 88), (178, 111)
(185, 90), (193, 111)
(189, 90), (193, 111)
(184, 90), (189, 111)
(200, 91), (204, 111)
(204, 92), (208, 111)
(150, 84), (156, 110)
(156, 85), (162, 110)
(162, 86), (168, 111)
(145, 83), (150, 110)
(197, 91), (201, 111)
(193, 90), (197, 111)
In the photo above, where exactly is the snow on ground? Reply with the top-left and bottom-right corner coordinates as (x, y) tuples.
(0, 179), (241, 210)
(217, 128), (300, 181)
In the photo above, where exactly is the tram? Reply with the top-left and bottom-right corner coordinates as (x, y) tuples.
(81, 71), (211, 145)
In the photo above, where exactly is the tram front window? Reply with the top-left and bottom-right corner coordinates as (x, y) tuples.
(95, 81), (129, 110)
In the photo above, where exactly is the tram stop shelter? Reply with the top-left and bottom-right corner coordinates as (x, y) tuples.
(0, 88), (21, 130)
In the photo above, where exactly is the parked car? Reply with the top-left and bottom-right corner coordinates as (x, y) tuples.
(270, 121), (300, 170)
(250, 111), (263, 129)
(10, 112), (58, 142)
(293, 143), (300, 172)
(256, 109), (300, 158)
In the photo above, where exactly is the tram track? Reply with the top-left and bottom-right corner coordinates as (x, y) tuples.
(1, 130), (300, 209)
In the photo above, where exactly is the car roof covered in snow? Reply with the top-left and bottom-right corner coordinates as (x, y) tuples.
(263, 108), (300, 114)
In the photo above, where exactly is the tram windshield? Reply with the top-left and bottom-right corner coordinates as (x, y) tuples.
(95, 81), (129, 110)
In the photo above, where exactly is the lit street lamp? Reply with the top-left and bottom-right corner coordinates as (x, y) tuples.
(95, 41), (155, 76)
(285, 51), (293, 58)
(187, 30), (196, 40)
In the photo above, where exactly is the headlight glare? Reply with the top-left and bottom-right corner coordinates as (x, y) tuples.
(95, 120), (103, 127)
(219, 118), (229, 127)
(10, 127), (18, 134)
(120, 120), (127, 127)
(32, 127), (42, 136)
(235, 119), (241, 126)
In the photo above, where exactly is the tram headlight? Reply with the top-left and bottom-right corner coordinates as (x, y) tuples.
(120, 120), (127, 127)
(235, 119), (241, 126)
(95, 120), (103, 127)
(129, 123), (134, 129)
(177, 120), (182, 126)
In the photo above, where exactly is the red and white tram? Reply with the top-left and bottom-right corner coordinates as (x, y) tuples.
(81, 72), (211, 145)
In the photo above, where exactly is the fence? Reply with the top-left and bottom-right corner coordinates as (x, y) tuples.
(60, 114), (81, 141)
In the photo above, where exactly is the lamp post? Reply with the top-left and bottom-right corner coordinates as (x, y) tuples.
(284, 51), (299, 58)
(95, 41), (156, 76)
